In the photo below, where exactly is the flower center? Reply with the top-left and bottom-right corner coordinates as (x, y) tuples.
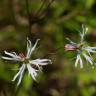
(19, 53), (29, 64)
(19, 53), (41, 69)
(23, 59), (30, 64)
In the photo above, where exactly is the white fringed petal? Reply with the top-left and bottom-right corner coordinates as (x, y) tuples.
(17, 64), (25, 86)
(79, 55), (83, 68)
(75, 54), (80, 68)
(4, 51), (20, 58)
(2, 51), (21, 61)
(66, 38), (77, 45)
(84, 47), (96, 53)
(83, 53), (93, 65)
(26, 39), (40, 58)
(2, 57), (21, 61)
(80, 25), (88, 42)
(27, 38), (32, 58)
(12, 64), (26, 86)
(75, 54), (83, 68)
(27, 64), (38, 81)
(30, 59), (52, 65)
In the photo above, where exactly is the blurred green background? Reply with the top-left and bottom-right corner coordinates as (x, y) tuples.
(0, 0), (96, 96)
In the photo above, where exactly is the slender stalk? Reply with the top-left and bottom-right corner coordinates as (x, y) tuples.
(25, 0), (32, 37)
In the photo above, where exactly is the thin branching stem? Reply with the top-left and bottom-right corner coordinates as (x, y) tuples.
(45, 0), (54, 10)
(39, 0), (55, 18)
(35, 0), (46, 16)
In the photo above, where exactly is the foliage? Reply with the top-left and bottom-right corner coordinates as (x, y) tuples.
(0, 0), (96, 96)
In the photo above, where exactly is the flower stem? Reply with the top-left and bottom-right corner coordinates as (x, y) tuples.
(25, 0), (32, 37)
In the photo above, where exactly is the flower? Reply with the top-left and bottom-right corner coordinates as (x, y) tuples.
(2, 38), (52, 86)
(64, 25), (96, 68)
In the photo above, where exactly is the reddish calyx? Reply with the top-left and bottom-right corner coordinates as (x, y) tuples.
(64, 44), (79, 51)
(19, 53), (26, 59)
